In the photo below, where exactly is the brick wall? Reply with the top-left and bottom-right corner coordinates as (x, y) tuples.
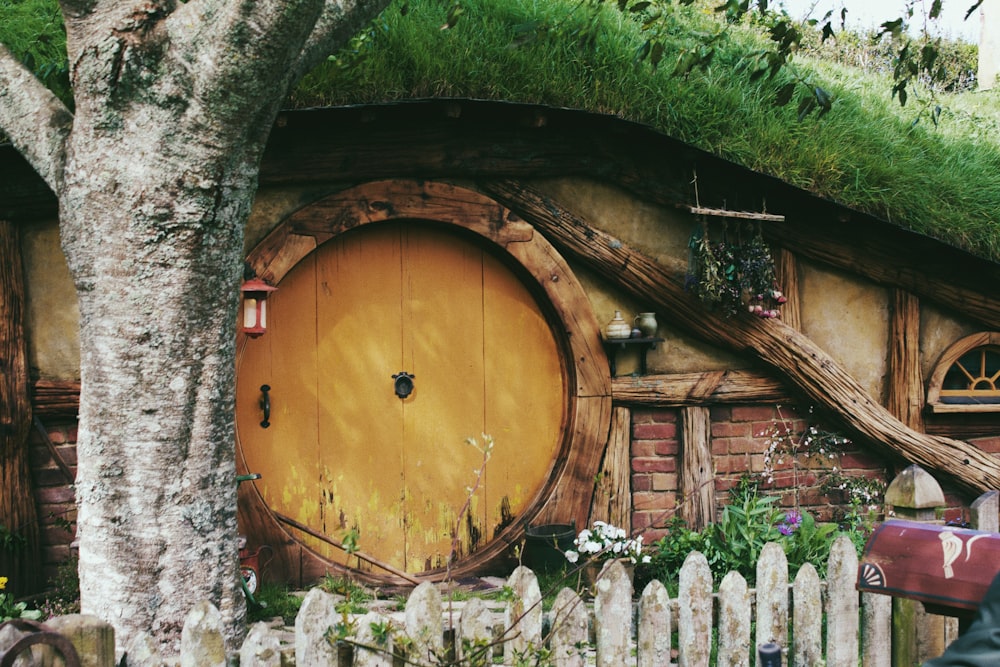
(28, 420), (78, 585)
(630, 403), (893, 543)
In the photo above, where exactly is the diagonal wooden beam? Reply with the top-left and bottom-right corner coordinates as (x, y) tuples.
(481, 179), (1000, 496)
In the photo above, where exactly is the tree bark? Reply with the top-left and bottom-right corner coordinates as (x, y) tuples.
(481, 179), (1000, 496)
(1, 0), (391, 654)
(0, 221), (39, 597)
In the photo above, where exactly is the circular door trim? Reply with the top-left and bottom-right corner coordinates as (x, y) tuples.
(239, 179), (611, 583)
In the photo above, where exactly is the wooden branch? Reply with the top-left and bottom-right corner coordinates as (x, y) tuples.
(611, 370), (791, 406)
(687, 206), (784, 222)
(481, 179), (1000, 496)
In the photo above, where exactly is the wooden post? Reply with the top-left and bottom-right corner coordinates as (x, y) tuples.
(884, 465), (946, 666)
(679, 406), (715, 531)
(888, 290), (924, 433)
(590, 406), (632, 533)
(0, 220), (39, 596)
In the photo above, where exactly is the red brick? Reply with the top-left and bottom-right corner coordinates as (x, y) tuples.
(632, 475), (652, 492)
(630, 441), (657, 457)
(633, 491), (673, 512)
(653, 440), (679, 456)
(711, 421), (751, 438)
(632, 457), (676, 473)
(633, 422), (676, 440)
(37, 486), (75, 504)
(631, 409), (655, 424)
(47, 429), (67, 445)
(727, 437), (760, 455)
(650, 410), (677, 423)
(709, 406), (732, 421)
(731, 406), (778, 422)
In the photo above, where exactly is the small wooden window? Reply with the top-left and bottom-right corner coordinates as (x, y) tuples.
(927, 333), (1000, 413)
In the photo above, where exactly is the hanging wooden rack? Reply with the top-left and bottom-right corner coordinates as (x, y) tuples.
(685, 205), (785, 222)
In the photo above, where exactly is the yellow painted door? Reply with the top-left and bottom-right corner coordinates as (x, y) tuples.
(237, 222), (565, 574)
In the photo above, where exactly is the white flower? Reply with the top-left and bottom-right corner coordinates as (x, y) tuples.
(642, 555), (652, 564)
(565, 550), (579, 564)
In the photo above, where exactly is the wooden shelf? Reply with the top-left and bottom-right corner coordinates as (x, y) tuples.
(603, 337), (664, 377)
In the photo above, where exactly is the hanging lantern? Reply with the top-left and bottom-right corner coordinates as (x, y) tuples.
(240, 277), (277, 338)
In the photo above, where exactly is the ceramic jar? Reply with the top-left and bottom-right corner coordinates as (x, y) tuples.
(605, 310), (632, 339)
(634, 312), (658, 337)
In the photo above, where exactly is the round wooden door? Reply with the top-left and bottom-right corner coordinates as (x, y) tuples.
(236, 221), (566, 575)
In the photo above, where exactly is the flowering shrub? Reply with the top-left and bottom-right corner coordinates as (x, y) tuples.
(564, 521), (651, 566)
(0, 576), (43, 622)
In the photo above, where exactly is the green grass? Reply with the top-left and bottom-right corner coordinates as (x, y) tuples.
(2, 0), (1000, 262)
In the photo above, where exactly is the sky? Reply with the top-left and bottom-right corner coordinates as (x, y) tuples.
(783, 0), (984, 43)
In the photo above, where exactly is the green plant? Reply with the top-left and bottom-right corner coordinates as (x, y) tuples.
(0, 576), (43, 622)
(247, 583), (302, 625)
(39, 554), (80, 619)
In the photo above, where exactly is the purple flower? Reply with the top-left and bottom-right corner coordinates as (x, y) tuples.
(778, 510), (803, 536)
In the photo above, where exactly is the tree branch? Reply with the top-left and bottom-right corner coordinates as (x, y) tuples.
(0, 44), (73, 195)
(289, 0), (394, 84)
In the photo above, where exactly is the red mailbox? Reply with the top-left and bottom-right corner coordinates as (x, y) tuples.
(858, 519), (1000, 618)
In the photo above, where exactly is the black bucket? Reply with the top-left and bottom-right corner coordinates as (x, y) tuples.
(523, 523), (576, 573)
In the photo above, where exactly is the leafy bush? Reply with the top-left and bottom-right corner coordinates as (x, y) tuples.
(643, 476), (852, 593)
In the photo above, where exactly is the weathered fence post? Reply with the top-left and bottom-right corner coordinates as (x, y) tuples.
(970, 490), (1000, 533)
(677, 550), (712, 667)
(636, 580), (671, 667)
(44, 614), (115, 667)
(717, 571), (750, 666)
(826, 535), (860, 667)
(594, 560), (632, 667)
(179, 600), (227, 667)
(239, 621), (283, 667)
(755, 542), (788, 665)
(504, 566), (542, 663)
(884, 464), (947, 665)
(354, 611), (393, 667)
(457, 596), (494, 664)
(792, 563), (822, 666)
(296, 587), (341, 667)
(549, 587), (588, 667)
(406, 581), (443, 666)
(861, 591), (892, 667)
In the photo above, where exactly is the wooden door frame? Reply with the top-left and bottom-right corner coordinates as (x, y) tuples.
(239, 179), (612, 584)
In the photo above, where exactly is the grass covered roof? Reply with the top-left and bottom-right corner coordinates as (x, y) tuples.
(4, 0), (1000, 261)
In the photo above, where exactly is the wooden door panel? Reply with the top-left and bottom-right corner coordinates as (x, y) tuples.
(237, 253), (324, 554)
(482, 252), (564, 537)
(317, 226), (406, 568)
(401, 228), (488, 570)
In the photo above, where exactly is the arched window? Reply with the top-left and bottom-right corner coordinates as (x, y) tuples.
(927, 333), (1000, 413)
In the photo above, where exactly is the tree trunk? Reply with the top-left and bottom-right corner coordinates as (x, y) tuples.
(59, 129), (258, 651)
(0, 220), (39, 597)
(481, 179), (1000, 496)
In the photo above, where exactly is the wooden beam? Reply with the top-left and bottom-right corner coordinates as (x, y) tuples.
(0, 221), (40, 595)
(888, 290), (925, 432)
(481, 179), (1000, 496)
(611, 370), (791, 406)
(590, 406), (632, 533)
(774, 248), (801, 331)
(680, 406), (715, 530)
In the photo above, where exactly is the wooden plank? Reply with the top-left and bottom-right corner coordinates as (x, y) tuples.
(677, 551), (713, 666)
(862, 592), (892, 667)
(482, 178), (1000, 496)
(612, 370), (790, 406)
(680, 407), (715, 530)
(590, 407), (631, 532)
(774, 248), (800, 331)
(888, 290), (925, 432)
(793, 564), (822, 666)
(686, 205), (784, 222)
(756, 543), (789, 663)
(717, 571), (750, 666)
(0, 221), (40, 595)
(827, 535), (860, 667)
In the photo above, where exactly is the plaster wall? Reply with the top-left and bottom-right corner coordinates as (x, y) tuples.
(21, 220), (79, 380)
(799, 262), (889, 401)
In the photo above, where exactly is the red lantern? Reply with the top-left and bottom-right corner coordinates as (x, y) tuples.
(240, 277), (277, 338)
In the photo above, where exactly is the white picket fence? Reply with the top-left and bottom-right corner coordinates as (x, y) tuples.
(1, 534), (891, 666)
(283, 533), (888, 667)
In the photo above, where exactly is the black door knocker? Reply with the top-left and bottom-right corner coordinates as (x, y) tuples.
(392, 372), (415, 399)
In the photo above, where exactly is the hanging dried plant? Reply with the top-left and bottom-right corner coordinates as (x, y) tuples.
(686, 220), (785, 319)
